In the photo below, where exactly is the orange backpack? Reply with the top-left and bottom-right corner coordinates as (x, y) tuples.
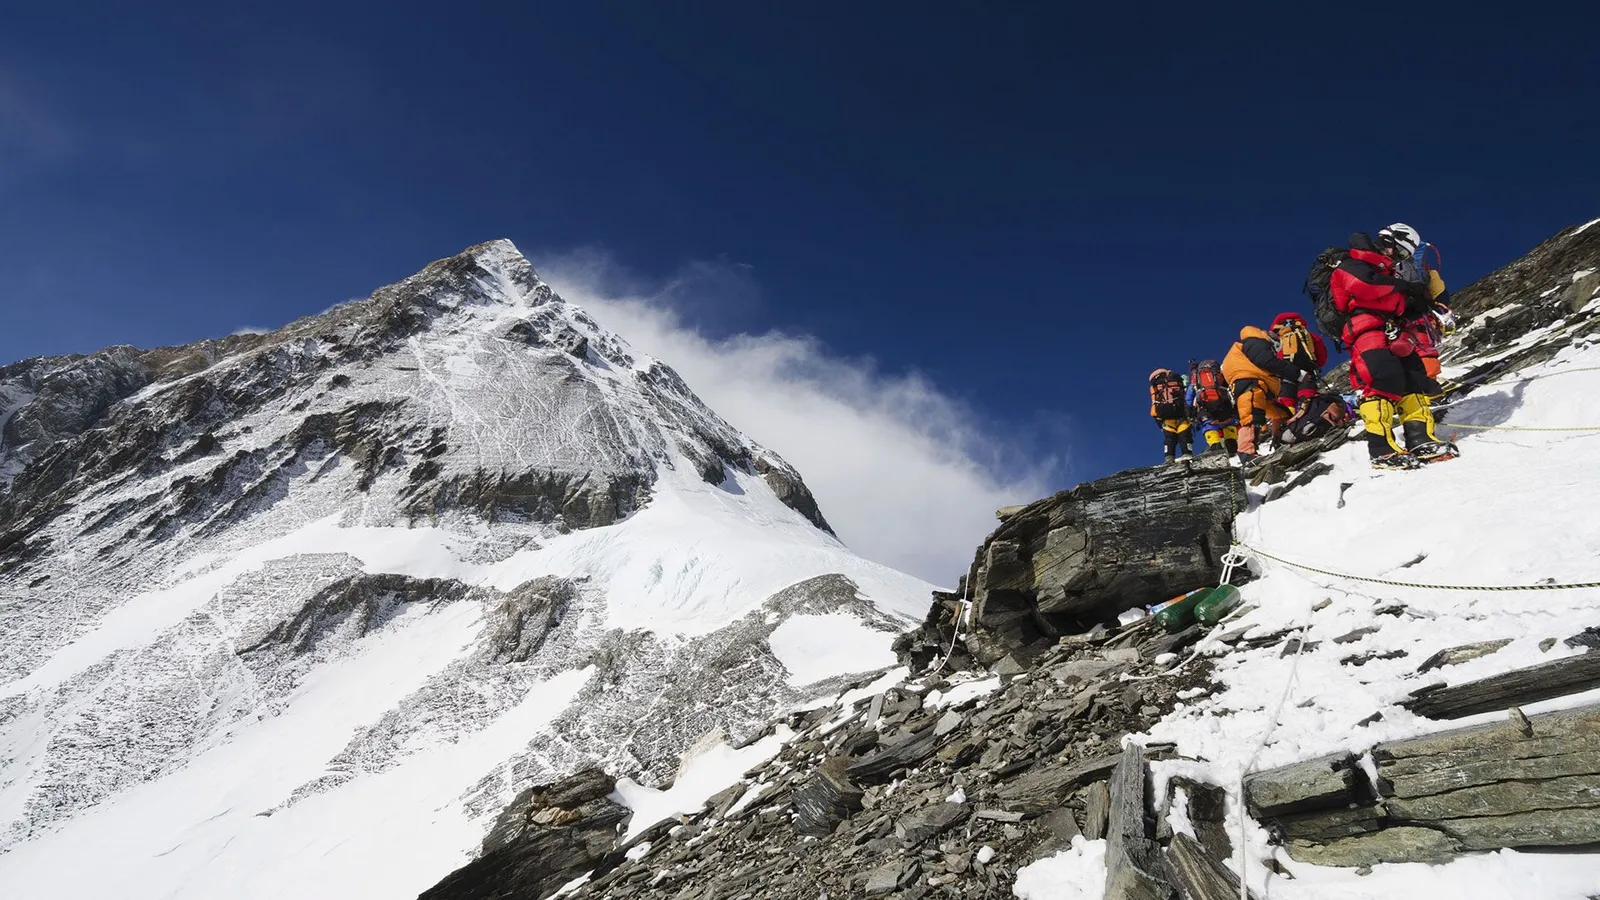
(1273, 319), (1317, 370)
(1149, 369), (1186, 419)
(1189, 360), (1232, 419)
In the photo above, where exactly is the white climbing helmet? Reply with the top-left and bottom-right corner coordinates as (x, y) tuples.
(1378, 222), (1422, 258)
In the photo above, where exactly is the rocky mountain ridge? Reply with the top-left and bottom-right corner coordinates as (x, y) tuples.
(417, 217), (1600, 900)
(0, 241), (933, 900)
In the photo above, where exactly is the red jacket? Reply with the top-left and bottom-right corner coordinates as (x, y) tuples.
(1331, 242), (1406, 348)
(1309, 332), (1329, 369)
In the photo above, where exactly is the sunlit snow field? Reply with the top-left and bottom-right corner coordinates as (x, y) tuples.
(1017, 338), (1600, 898)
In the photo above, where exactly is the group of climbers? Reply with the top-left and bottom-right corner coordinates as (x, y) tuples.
(1148, 222), (1458, 470)
(1149, 313), (1333, 463)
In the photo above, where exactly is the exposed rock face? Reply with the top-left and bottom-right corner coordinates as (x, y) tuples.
(1246, 701), (1600, 866)
(0, 240), (831, 551)
(1103, 744), (1167, 900)
(906, 455), (1244, 665)
(479, 575), (580, 663)
(519, 623), (1215, 900)
(755, 453), (833, 535)
(239, 572), (472, 654)
(1450, 220), (1600, 324)
(421, 768), (628, 900)
(1435, 220), (1600, 384)
(1402, 646), (1600, 719)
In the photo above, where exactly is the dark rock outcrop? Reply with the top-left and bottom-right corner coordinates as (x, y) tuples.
(239, 572), (471, 655)
(1403, 648), (1600, 720)
(1450, 220), (1600, 324)
(479, 575), (581, 664)
(755, 454), (833, 536)
(402, 467), (652, 530)
(1103, 744), (1169, 900)
(1436, 220), (1600, 389)
(905, 455), (1245, 665)
(421, 768), (628, 900)
(793, 758), (865, 837)
(1245, 702), (1600, 866)
(531, 623), (1215, 900)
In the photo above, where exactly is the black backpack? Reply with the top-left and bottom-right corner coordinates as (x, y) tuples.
(1302, 245), (1351, 352)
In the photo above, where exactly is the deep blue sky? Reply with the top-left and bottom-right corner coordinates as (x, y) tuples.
(4, 2), (1596, 481)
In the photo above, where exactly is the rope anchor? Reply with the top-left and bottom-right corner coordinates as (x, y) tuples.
(1219, 546), (1249, 587)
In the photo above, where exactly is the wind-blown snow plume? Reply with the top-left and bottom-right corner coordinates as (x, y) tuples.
(539, 250), (1060, 583)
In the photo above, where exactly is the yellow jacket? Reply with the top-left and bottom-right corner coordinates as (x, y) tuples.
(1427, 269), (1447, 299)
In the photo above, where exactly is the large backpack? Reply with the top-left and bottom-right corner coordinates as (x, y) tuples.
(1149, 369), (1186, 419)
(1189, 360), (1233, 420)
(1302, 245), (1351, 351)
(1272, 318), (1317, 371)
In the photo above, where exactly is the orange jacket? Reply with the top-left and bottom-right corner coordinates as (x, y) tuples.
(1221, 326), (1302, 397)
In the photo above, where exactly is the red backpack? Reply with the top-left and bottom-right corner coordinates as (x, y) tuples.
(1189, 360), (1233, 419)
(1149, 369), (1186, 419)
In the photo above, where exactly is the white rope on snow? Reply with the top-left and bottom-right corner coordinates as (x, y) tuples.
(1234, 606), (1312, 900)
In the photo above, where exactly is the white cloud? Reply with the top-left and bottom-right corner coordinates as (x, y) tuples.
(537, 251), (1065, 585)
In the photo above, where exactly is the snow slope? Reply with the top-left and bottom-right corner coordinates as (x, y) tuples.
(0, 241), (935, 900)
(1101, 347), (1600, 897)
(1011, 256), (1600, 897)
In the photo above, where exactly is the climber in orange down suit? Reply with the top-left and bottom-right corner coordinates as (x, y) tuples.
(1220, 325), (1307, 460)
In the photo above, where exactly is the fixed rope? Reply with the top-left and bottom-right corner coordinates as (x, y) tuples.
(1235, 606), (1311, 900)
(1437, 363), (1600, 400)
(1241, 543), (1600, 592)
(1444, 421), (1600, 432)
(1123, 465), (1256, 684)
(928, 583), (973, 675)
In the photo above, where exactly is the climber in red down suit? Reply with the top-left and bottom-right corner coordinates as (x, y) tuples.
(1330, 229), (1458, 469)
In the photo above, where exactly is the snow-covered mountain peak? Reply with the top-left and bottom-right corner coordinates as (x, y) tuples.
(0, 242), (931, 899)
(1, 239), (830, 535)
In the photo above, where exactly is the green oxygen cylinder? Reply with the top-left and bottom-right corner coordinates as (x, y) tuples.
(1195, 584), (1242, 624)
(1153, 587), (1213, 633)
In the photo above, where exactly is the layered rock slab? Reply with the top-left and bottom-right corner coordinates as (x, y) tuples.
(945, 455), (1245, 663)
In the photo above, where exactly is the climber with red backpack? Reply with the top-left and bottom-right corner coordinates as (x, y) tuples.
(1327, 225), (1460, 469)
(1187, 360), (1238, 455)
(1149, 368), (1193, 462)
